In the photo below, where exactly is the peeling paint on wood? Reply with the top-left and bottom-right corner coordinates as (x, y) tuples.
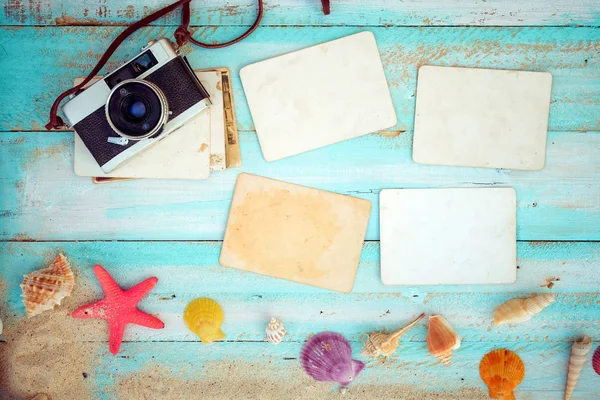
(1, 0), (599, 27)
(0, 241), (599, 343)
(0, 131), (598, 241)
(0, 2), (599, 398)
(0, 27), (597, 132)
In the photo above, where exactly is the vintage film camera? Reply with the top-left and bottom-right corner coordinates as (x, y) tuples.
(62, 38), (211, 173)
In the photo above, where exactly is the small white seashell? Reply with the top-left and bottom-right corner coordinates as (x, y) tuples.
(0, 317), (3, 336)
(265, 317), (287, 345)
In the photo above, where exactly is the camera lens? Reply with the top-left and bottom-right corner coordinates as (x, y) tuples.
(127, 100), (147, 119)
(106, 80), (168, 140)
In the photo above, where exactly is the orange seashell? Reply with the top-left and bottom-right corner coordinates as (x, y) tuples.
(20, 254), (75, 318)
(426, 315), (461, 367)
(479, 349), (525, 400)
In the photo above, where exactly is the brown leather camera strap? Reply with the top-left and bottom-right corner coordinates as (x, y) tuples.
(45, 0), (263, 130)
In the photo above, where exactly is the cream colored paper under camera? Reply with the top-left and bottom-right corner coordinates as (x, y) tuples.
(240, 31), (397, 162)
(73, 70), (225, 179)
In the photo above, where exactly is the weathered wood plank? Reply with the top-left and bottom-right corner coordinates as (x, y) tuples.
(2, 241), (598, 294)
(1, 241), (598, 342)
(1, 131), (599, 241)
(0, 27), (598, 132)
(1, 341), (598, 399)
(1, 0), (599, 27)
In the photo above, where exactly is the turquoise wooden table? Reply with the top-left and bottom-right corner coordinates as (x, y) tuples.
(0, 1), (599, 399)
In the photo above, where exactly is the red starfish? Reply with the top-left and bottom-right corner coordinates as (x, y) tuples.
(72, 265), (164, 355)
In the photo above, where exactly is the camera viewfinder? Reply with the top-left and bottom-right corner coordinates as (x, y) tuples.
(132, 52), (158, 73)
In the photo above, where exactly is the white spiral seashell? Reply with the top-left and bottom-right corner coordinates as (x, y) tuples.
(265, 317), (287, 345)
(565, 336), (592, 400)
(493, 293), (556, 325)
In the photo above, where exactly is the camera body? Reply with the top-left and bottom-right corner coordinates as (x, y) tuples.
(63, 38), (211, 173)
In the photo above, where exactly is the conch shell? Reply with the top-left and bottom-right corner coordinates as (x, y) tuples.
(565, 336), (592, 400)
(480, 349), (525, 400)
(593, 346), (600, 376)
(426, 315), (461, 367)
(493, 293), (556, 325)
(265, 317), (287, 345)
(361, 313), (425, 358)
(183, 298), (226, 344)
(20, 254), (75, 317)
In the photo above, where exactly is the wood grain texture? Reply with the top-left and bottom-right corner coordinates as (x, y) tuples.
(1, 131), (598, 241)
(1, 0), (599, 27)
(0, 2), (599, 398)
(1, 242), (598, 343)
(0, 26), (598, 132)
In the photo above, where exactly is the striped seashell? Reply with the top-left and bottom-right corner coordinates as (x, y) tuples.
(565, 336), (592, 400)
(493, 293), (556, 325)
(20, 254), (75, 318)
(265, 317), (287, 345)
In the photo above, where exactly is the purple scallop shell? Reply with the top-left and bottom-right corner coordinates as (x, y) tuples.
(593, 346), (600, 375)
(300, 331), (365, 387)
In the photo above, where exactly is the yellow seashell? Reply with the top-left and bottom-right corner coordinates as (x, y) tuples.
(183, 298), (226, 344)
(493, 293), (556, 326)
(565, 336), (592, 400)
(361, 313), (425, 358)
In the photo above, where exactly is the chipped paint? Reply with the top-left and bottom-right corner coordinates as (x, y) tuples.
(55, 13), (101, 26)
(1, 27), (598, 132)
(1, 0), (599, 26)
